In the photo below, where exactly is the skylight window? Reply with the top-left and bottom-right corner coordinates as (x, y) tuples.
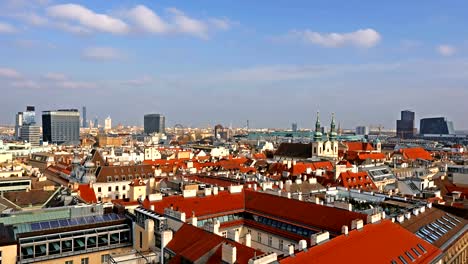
(417, 244), (427, 253)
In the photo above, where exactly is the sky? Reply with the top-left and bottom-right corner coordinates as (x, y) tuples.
(0, 0), (467, 130)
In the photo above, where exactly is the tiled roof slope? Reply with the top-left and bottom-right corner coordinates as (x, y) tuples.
(166, 223), (262, 264)
(401, 147), (433, 161)
(244, 190), (367, 234)
(143, 191), (245, 219)
(280, 220), (442, 264)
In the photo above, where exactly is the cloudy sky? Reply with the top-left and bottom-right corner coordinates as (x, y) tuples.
(0, 0), (467, 130)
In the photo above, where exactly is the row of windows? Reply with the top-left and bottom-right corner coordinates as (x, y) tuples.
(249, 230), (283, 251)
(97, 186), (127, 192)
(197, 214), (242, 227)
(64, 255), (108, 264)
(253, 216), (314, 237)
(107, 174), (151, 182)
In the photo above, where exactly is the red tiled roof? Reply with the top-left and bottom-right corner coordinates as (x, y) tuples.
(244, 190), (367, 234)
(280, 220), (442, 264)
(253, 153), (267, 160)
(345, 142), (375, 152)
(78, 184), (97, 203)
(142, 191), (245, 219)
(357, 153), (386, 160)
(400, 147), (433, 161)
(166, 223), (262, 264)
(339, 171), (377, 191)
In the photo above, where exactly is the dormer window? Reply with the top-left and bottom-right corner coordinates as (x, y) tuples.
(114, 176), (119, 181)
(122, 176), (126, 181)
(107, 176), (112, 182)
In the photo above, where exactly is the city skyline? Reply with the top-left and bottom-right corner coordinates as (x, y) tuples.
(1, 0), (468, 129)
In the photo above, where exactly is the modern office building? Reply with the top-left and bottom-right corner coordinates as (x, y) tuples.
(104, 116), (112, 131)
(420, 117), (454, 135)
(94, 116), (99, 129)
(397, 110), (416, 138)
(15, 112), (23, 140)
(82, 106), (87, 128)
(42, 109), (80, 145)
(355, 126), (369, 135)
(19, 125), (41, 146)
(22, 106), (36, 126)
(292, 123), (298, 132)
(144, 114), (165, 134)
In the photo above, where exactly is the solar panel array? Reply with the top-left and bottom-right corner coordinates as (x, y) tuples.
(415, 214), (460, 244)
(30, 213), (124, 231)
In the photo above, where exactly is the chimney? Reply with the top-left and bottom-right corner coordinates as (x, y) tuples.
(213, 186), (219, 195)
(396, 214), (405, 223)
(191, 216), (197, 226)
(279, 181), (284, 189)
(310, 231), (329, 246)
(222, 243), (237, 264)
(405, 212), (411, 220)
(150, 205), (155, 211)
(288, 244), (295, 256)
(342, 225), (349, 235)
(298, 240), (307, 250)
(245, 233), (251, 247)
(351, 219), (364, 230)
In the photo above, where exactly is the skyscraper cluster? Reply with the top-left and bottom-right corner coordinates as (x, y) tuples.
(15, 106), (40, 146)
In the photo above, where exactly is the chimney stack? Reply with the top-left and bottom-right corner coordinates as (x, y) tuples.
(342, 225), (349, 235)
(222, 243), (237, 264)
(245, 233), (251, 247)
(288, 244), (295, 256)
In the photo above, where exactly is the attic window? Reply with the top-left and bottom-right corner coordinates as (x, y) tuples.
(417, 244), (427, 253)
(405, 252), (415, 262)
(107, 176), (112, 182)
(411, 248), (421, 257)
(122, 176), (126, 181)
(398, 256), (408, 264)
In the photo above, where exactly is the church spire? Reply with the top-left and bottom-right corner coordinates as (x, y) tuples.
(329, 113), (337, 141)
(313, 111), (323, 141)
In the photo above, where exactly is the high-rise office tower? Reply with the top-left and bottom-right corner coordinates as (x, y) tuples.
(22, 106), (36, 125)
(105, 116), (112, 130)
(355, 126), (369, 135)
(15, 112), (23, 140)
(144, 114), (165, 134)
(420, 117), (455, 135)
(94, 117), (99, 128)
(42, 109), (80, 145)
(82, 106), (87, 128)
(396, 110), (415, 138)
(292, 123), (298, 132)
(19, 125), (41, 146)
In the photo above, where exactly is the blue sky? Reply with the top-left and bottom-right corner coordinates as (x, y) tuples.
(0, 0), (467, 130)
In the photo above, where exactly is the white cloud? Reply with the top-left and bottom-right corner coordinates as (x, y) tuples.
(10, 80), (41, 89)
(56, 81), (96, 89)
(46, 4), (129, 34)
(14, 12), (48, 26)
(293, 28), (381, 48)
(43, 72), (67, 81)
(209, 18), (234, 30)
(167, 8), (208, 38)
(437, 44), (456, 56)
(126, 5), (169, 34)
(0, 22), (16, 33)
(82, 47), (123, 61)
(0, 67), (21, 78)
(120, 76), (153, 86)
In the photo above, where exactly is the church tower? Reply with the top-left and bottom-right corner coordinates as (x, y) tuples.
(312, 112), (324, 157)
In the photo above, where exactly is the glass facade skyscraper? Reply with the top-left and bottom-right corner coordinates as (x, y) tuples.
(396, 110), (415, 138)
(42, 109), (80, 145)
(144, 114), (165, 134)
(420, 117), (454, 135)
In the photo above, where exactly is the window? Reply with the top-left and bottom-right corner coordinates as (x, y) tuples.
(247, 229), (251, 234)
(65, 261), (73, 264)
(257, 232), (261, 243)
(98, 187), (101, 192)
(279, 240), (284, 251)
(116, 186), (119, 191)
(108, 186), (112, 192)
(268, 236), (272, 247)
(81, 258), (89, 264)
(101, 254), (109, 264)
(123, 185), (126, 191)
(139, 232), (143, 249)
(114, 176), (119, 182)
(122, 176), (126, 181)
(107, 176), (112, 182)
(222, 231), (227, 238)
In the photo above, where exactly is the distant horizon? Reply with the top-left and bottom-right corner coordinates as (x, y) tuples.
(1, 1), (467, 130)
